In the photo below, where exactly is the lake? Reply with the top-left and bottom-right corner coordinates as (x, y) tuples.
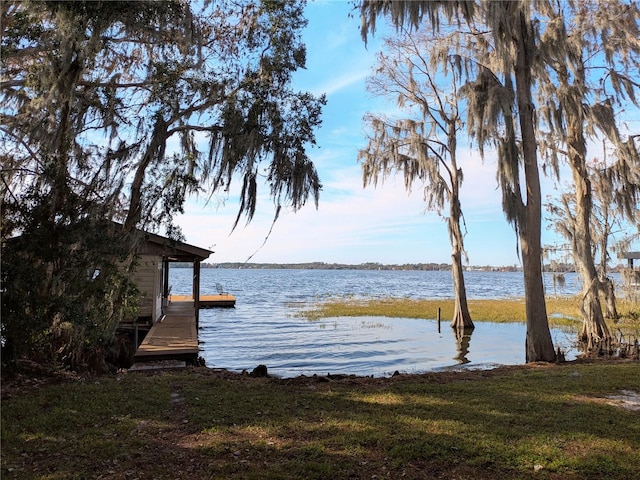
(168, 268), (588, 378)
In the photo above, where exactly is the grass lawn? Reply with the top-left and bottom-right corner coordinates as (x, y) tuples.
(2, 361), (639, 479)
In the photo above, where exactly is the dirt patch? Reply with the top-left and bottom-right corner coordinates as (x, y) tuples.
(603, 390), (640, 411)
(575, 389), (640, 412)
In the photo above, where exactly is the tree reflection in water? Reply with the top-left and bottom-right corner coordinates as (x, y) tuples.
(454, 327), (474, 364)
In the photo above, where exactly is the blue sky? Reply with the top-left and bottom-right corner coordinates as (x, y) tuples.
(176, 0), (638, 266)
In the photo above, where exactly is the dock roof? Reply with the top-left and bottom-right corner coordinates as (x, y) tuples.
(141, 231), (213, 262)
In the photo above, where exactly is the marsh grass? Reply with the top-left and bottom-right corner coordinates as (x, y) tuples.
(299, 296), (640, 331)
(2, 363), (640, 479)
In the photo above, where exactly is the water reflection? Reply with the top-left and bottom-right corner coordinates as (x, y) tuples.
(198, 312), (579, 378)
(453, 327), (474, 364)
(166, 269), (587, 377)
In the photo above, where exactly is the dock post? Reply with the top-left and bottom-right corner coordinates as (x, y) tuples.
(194, 260), (201, 329)
(437, 308), (441, 333)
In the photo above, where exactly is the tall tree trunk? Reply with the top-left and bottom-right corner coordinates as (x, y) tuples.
(567, 130), (611, 348)
(599, 276), (618, 321)
(124, 117), (168, 232)
(597, 216), (618, 320)
(448, 130), (473, 330)
(514, 9), (556, 362)
(577, 277), (611, 349)
(449, 196), (473, 329)
(561, 45), (612, 348)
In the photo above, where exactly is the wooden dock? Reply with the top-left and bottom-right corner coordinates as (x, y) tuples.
(169, 293), (236, 308)
(132, 292), (234, 365)
(133, 303), (199, 362)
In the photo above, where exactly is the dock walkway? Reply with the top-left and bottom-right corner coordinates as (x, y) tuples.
(133, 303), (198, 362)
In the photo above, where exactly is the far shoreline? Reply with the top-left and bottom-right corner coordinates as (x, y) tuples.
(169, 261), (620, 273)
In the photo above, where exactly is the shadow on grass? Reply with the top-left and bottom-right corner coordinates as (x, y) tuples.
(2, 363), (639, 479)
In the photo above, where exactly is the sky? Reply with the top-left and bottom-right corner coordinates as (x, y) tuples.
(176, 0), (638, 267)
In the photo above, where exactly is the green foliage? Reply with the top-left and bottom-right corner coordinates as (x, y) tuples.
(1, 0), (324, 371)
(1, 186), (139, 370)
(1, 0), (324, 234)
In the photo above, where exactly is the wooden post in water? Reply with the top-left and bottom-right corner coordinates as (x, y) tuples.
(437, 307), (441, 333)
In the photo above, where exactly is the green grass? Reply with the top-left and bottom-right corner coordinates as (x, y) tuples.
(2, 363), (640, 479)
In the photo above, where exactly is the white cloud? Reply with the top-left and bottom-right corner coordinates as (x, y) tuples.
(176, 147), (515, 265)
(312, 70), (370, 97)
(173, 1), (599, 267)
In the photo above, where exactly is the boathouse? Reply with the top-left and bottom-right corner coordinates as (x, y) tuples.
(129, 232), (212, 364)
(133, 231), (212, 325)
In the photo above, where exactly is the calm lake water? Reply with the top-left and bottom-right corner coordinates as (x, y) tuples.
(168, 268), (590, 378)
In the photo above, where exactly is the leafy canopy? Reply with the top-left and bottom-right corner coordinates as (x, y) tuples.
(1, 0), (324, 369)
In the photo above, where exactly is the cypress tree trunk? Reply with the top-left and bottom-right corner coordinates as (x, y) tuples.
(448, 130), (473, 330)
(567, 130), (612, 349)
(600, 277), (618, 321)
(514, 9), (556, 362)
(597, 215), (618, 320)
(559, 41), (612, 349)
(520, 230), (555, 362)
(449, 195), (473, 330)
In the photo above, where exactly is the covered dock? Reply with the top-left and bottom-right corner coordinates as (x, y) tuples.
(623, 252), (640, 288)
(623, 251), (640, 269)
(128, 232), (213, 367)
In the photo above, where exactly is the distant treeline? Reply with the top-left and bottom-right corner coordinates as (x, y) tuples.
(170, 261), (630, 272)
(172, 261), (519, 271)
(208, 262), (458, 271)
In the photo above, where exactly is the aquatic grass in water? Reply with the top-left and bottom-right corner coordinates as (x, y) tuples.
(300, 297), (561, 323)
(198, 295), (638, 377)
(301, 296), (638, 329)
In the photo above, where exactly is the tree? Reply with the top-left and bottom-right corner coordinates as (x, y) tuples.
(361, 0), (640, 359)
(1, 197), (139, 370)
(359, 27), (474, 330)
(2, 0), (324, 235)
(591, 158), (620, 321)
(535, 0), (640, 348)
(547, 154), (640, 322)
(360, 0), (556, 361)
(1, 0), (324, 369)
(586, 155), (640, 321)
